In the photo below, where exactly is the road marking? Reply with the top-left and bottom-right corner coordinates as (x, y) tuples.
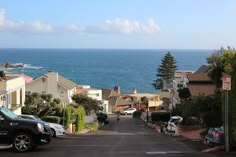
(146, 151), (194, 154)
(50, 144), (111, 147)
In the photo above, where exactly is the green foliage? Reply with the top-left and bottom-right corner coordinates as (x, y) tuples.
(97, 112), (108, 123)
(151, 111), (170, 122)
(204, 111), (222, 127)
(152, 52), (177, 90)
(75, 105), (85, 132)
(174, 93), (222, 127)
(220, 47), (236, 146)
(206, 48), (224, 88)
(132, 110), (143, 119)
(72, 94), (101, 113)
(65, 107), (72, 127)
(85, 122), (99, 131)
(182, 117), (200, 126)
(23, 92), (61, 118)
(42, 116), (61, 124)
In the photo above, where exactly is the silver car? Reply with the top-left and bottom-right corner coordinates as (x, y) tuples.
(19, 115), (65, 137)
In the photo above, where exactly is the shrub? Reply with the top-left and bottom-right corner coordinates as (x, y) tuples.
(205, 111), (222, 127)
(182, 117), (200, 126)
(85, 122), (99, 131)
(75, 105), (85, 132)
(97, 112), (108, 123)
(133, 110), (143, 119)
(42, 116), (60, 124)
(151, 111), (170, 122)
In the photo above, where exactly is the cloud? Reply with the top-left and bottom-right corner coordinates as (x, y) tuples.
(0, 9), (53, 33)
(0, 8), (160, 35)
(66, 18), (160, 35)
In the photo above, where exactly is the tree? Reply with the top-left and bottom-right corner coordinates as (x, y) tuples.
(206, 48), (224, 88)
(152, 52), (177, 90)
(23, 93), (61, 117)
(72, 94), (102, 114)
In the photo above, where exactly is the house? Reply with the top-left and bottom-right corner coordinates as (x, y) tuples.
(123, 93), (163, 112)
(102, 88), (123, 113)
(0, 71), (25, 115)
(26, 71), (77, 104)
(77, 85), (109, 114)
(186, 73), (216, 96)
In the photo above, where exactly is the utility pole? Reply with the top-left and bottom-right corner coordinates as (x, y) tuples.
(222, 75), (231, 152)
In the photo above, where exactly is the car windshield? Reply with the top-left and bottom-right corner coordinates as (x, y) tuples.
(0, 107), (18, 119)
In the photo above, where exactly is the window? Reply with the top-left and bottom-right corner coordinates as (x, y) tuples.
(42, 91), (46, 94)
(60, 91), (64, 97)
(25, 91), (31, 95)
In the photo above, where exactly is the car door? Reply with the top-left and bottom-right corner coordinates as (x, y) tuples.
(0, 114), (10, 144)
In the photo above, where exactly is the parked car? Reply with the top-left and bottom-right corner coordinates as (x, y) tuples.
(166, 116), (183, 134)
(0, 107), (51, 152)
(204, 126), (224, 146)
(120, 108), (137, 115)
(19, 115), (65, 137)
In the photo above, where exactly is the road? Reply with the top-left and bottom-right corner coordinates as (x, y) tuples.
(0, 115), (234, 156)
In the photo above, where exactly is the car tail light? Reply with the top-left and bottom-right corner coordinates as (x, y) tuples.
(213, 132), (221, 138)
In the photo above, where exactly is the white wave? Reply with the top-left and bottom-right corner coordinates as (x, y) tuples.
(23, 64), (43, 69)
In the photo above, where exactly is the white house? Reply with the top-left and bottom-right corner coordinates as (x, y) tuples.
(78, 85), (109, 113)
(0, 72), (25, 115)
(26, 71), (77, 104)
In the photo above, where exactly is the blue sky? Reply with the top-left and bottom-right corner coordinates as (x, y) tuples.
(0, 0), (236, 49)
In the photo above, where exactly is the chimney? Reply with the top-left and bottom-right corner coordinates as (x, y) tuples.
(114, 85), (120, 94)
(133, 88), (137, 94)
(47, 71), (58, 95)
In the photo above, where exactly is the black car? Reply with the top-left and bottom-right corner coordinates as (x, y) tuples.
(0, 107), (51, 152)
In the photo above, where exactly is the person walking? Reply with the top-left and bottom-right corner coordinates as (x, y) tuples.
(116, 110), (120, 120)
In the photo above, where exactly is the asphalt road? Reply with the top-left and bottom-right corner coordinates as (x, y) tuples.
(0, 115), (234, 157)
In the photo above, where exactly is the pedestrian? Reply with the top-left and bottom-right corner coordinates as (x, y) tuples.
(116, 111), (120, 120)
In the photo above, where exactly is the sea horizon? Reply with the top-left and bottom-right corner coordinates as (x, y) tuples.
(1, 48), (214, 93)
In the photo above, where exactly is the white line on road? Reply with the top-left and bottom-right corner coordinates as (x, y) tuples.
(146, 151), (195, 154)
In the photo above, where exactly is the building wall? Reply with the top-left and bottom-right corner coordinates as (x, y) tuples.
(26, 77), (75, 104)
(87, 89), (102, 101)
(47, 72), (58, 96)
(26, 78), (47, 94)
(0, 76), (25, 113)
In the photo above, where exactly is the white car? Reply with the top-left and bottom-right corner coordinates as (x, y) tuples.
(166, 116), (183, 134)
(19, 115), (65, 137)
(120, 108), (137, 115)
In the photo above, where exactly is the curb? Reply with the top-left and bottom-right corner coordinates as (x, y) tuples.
(201, 145), (224, 152)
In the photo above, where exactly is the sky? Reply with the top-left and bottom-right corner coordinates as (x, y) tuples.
(0, 0), (236, 49)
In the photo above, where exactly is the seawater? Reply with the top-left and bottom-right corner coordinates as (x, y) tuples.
(0, 48), (213, 93)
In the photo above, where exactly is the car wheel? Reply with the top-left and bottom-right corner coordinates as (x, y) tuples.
(50, 128), (56, 137)
(12, 132), (33, 152)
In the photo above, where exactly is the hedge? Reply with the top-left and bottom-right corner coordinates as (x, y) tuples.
(132, 110), (143, 119)
(151, 111), (170, 122)
(42, 116), (60, 124)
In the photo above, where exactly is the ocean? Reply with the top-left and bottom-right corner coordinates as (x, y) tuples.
(0, 48), (213, 93)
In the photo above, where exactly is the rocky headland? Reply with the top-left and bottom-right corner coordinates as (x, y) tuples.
(0, 62), (24, 68)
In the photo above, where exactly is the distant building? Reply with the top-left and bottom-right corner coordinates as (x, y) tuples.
(26, 71), (77, 104)
(77, 85), (109, 114)
(0, 71), (25, 115)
